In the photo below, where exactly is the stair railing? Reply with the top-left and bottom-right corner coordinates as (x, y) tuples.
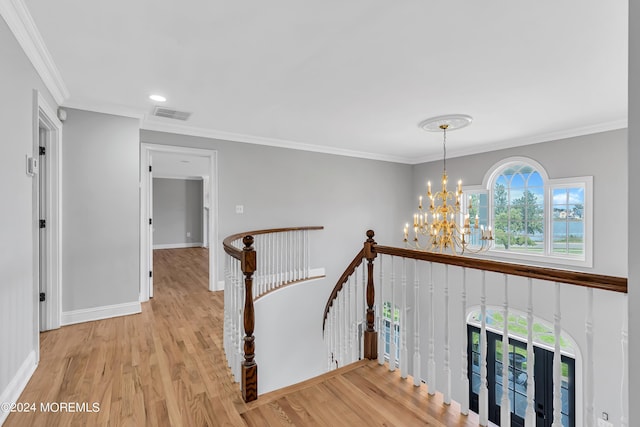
(223, 226), (323, 402)
(323, 229), (628, 426)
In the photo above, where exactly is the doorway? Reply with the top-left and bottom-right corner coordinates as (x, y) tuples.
(33, 91), (62, 341)
(140, 144), (218, 301)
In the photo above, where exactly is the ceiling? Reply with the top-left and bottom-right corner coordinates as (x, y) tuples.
(22, 0), (628, 164)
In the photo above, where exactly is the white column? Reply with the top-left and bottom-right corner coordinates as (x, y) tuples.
(479, 270), (488, 426)
(460, 267), (469, 414)
(622, 294), (629, 427)
(525, 278), (536, 427)
(443, 264), (451, 404)
(428, 262), (436, 395)
(400, 258), (408, 379)
(500, 274), (511, 427)
(389, 257), (397, 371)
(585, 288), (594, 427)
(552, 282), (562, 427)
(413, 259), (421, 387)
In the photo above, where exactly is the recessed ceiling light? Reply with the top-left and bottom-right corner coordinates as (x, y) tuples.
(149, 94), (167, 102)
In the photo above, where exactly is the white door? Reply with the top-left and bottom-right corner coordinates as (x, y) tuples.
(148, 155), (154, 298)
(38, 127), (47, 331)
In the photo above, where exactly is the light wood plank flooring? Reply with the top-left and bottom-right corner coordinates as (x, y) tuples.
(6, 247), (479, 426)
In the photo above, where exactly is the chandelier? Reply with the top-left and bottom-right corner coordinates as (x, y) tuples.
(404, 115), (493, 254)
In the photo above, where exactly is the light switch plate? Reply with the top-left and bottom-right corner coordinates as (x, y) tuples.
(235, 205), (244, 214)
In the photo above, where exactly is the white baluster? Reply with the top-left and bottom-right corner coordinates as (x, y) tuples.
(525, 278), (536, 427)
(268, 233), (272, 292)
(460, 267), (469, 414)
(294, 230), (299, 281)
(413, 260), (421, 387)
(339, 289), (345, 367)
(303, 229), (309, 279)
(428, 262), (436, 395)
(350, 268), (362, 362)
(348, 274), (354, 364)
(479, 270), (488, 426)
(331, 307), (337, 370)
(288, 231), (293, 282)
(400, 258), (408, 379)
(324, 309), (332, 372)
(361, 263), (366, 360)
(552, 282), (562, 427)
(621, 294), (629, 427)
(390, 257), (397, 372)
(500, 274), (511, 427)
(378, 255), (385, 365)
(585, 288), (594, 427)
(444, 265), (451, 404)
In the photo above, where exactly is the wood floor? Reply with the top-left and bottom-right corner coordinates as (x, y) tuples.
(6, 247), (480, 426)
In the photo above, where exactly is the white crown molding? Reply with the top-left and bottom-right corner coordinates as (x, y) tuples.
(141, 117), (413, 164)
(0, 0), (69, 105)
(62, 99), (145, 120)
(410, 118), (628, 165)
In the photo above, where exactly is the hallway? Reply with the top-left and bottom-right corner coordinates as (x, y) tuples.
(6, 248), (246, 426)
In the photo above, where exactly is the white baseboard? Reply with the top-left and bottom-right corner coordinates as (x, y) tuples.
(62, 301), (142, 326)
(153, 242), (203, 250)
(0, 350), (37, 425)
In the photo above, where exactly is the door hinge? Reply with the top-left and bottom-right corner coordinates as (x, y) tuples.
(149, 271), (153, 278)
(39, 219), (46, 229)
(39, 292), (46, 302)
(149, 218), (153, 225)
(149, 165), (152, 172)
(39, 146), (46, 156)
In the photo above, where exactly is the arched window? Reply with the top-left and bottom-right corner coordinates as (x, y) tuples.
(464, 157), (592, 267)
(491, 162), (545, 253)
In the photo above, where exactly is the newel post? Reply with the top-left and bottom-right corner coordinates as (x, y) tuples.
(363, 230), (378, 359)
(241, 235), (258, 402)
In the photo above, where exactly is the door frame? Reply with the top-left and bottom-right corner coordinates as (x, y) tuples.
(32, 90), (62, 344)
(139, 143), (219, 301)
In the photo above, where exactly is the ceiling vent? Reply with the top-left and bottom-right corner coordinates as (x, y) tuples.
(152, 106), (192, 121)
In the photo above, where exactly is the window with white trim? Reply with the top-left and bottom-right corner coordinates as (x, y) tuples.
(464, 158), (592, 267)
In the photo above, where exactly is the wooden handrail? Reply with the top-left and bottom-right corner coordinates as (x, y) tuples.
(374, 245), (627, 293)
(223, 225), (324, 403)
(223, 226), (324, 260)
(321, 248), (365, 332)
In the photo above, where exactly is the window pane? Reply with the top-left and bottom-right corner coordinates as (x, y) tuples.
(493, 163), (546, 255)
(528, 171), (543, 187)
(515, 392), (527, 418)
(552, 186), (585, 256)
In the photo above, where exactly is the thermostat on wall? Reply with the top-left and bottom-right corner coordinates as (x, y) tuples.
(26, 155), (38, 176)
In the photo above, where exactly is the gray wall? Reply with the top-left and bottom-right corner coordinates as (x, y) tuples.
(153, 178), (203, 246)
(629, 0), (638, 422)
(0, 17), (58, 414)
(62, 109), (140, 311)
(412, 129), (628, 276)
(141, 130), (414, 285)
